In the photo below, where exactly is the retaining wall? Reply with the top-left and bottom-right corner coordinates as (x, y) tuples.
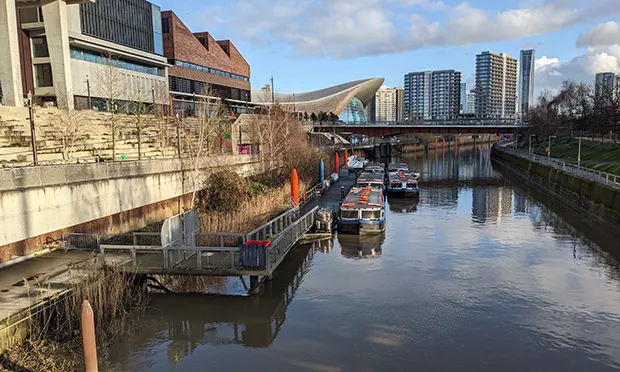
(491, 147), (620, 222)
(0, 156), (266, 263)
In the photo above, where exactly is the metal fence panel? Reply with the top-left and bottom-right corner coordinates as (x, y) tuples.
(63, 233), (100, 253)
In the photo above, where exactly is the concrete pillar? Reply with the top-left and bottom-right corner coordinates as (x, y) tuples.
(41, 0), (73, 109)
(0, 0), (24, 106)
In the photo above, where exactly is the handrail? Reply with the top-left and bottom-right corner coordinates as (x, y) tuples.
(495, 145), (620, 190)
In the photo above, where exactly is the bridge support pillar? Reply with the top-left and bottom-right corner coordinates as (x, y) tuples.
(249, 275), (260, 295)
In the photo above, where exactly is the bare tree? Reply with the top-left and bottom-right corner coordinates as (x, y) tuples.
(94, 52), (123, 161)
(48, 96), (92, 162)
(128, 83), (154, 160)
(181, 91), (229, 208)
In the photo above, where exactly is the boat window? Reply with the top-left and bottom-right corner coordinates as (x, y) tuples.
(341, 210), (359, 219)
(407, 182), (417, 188)
(362, 210), (381, 220)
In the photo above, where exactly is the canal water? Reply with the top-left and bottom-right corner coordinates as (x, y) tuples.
(107, 145), (620, 372)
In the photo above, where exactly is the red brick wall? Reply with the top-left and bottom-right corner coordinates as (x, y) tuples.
(162, 11), (250, 79)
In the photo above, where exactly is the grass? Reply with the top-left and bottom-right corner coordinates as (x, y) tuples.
(0, 268), (148, 372)
(531, 138), (620, 176)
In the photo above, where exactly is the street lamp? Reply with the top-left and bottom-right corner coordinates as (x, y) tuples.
(27, 91), (38, 166)
(577, 136), (582, 168)
(529, 134), (535, 154)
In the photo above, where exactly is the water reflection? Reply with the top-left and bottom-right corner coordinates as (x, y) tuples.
(387, 196), (419, 213)
(338, 233), (384, 259)
(108, 242), (320, 370)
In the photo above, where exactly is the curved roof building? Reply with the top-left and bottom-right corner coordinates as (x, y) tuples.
(251, 78), (384, 124)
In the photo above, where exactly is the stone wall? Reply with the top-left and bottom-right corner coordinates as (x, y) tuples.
(0, 155), (265, 263)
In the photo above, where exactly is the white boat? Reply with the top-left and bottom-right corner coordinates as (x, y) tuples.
(348, 155), (368, 170)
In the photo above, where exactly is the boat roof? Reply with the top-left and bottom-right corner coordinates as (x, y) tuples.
(388, 163), (409, 171)
(357, 172), (384, 183)
(342, 186), (383, 208)
(388, 171), (418, 182)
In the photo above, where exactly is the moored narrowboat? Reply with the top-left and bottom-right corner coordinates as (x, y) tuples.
(339, 186), (386, 234)
(386, 171), (420, 197)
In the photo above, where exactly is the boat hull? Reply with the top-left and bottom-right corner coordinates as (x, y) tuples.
(386, 188), (420, 197)
(359, 219), (386, 234)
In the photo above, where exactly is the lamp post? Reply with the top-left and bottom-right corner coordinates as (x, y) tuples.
(577, 136), (582, 168)
(27, 91), (38, 166)
(529, 134), (535, 154)
(85, 76), (91, 110)
(548, 135), (556, 161)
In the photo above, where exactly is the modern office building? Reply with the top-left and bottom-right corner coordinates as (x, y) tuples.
(404, 70), (461, 121)
(518, 49), (535, 118)
(161, 10), (251, 117)
(460, 83), (467, 114)
(0, 0), (169, 109)
(395, 86), (404, 122)
(375, 86), (402, 122)
(465, 89), (476, 114)
(594, 72), (620, 104)
(475, 51), (517, 118)
(251, 78), (384, 124)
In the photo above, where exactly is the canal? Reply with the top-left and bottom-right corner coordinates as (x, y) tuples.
(106, 145), (620, 372)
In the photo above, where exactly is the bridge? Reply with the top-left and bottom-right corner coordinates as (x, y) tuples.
(314, 118), (526, 136)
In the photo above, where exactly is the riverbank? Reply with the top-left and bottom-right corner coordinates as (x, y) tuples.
(491, 146), (620, 225)
(530, 138), (620, 176)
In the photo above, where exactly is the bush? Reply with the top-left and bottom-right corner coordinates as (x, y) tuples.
(197, 169), (250, 213)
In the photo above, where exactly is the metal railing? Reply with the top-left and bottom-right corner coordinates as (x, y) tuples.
(312, 118), (522, 127)
(98, 206), (319, 275)
(245, 206), (301, 242)
(496, 145), (620, 189)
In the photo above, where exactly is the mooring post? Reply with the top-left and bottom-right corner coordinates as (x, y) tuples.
(81, 300), (98, 372)
(341, 186), (345, 201)
(249, 276), (260, 295)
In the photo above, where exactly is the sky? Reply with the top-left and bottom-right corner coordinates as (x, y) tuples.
(155, 0), (620, 97)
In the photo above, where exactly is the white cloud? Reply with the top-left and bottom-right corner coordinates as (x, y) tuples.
(535, 46), (620, 97)
(210, 0), (620, 59)
(576, 21), (620, 47)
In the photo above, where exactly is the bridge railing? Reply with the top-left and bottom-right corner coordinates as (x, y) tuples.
(313, 118), (522, 127)
(495, 145), (620, 190)
(245, 206), (301, 242)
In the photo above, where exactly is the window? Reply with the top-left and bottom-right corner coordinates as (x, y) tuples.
(34, 64), (53, 87)
(362, 210), (381, 220)
(70, 48), (160, 76)
(340, 210), (359, 220)
(32, 37), (49, 58)
(162, 18), (169, 33)
(20, 7), (43, 23)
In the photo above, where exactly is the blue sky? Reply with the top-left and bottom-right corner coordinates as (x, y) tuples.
(156, 0), (620, 96)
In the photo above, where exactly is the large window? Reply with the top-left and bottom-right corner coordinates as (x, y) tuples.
(34, 64), (53, 87)
(169, 76), (250, 102)
(340, 97), (368, 124)
(80, 0), (159, 54)
(173, 60), (250, 82)
(70, 48), (161, 76)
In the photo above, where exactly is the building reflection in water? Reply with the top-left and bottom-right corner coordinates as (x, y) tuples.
(338, 233), (385, 259)
(113, 241), (323, 367)
(471, 186), (515, 224)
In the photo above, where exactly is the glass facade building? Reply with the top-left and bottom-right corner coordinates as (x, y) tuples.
(518, 49), (535, 117)
(79, 0), (163, 55)
(340, 97), (368, 124)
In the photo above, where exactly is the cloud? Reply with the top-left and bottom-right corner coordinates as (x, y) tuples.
(534, 46), (620, 97)
(207, 0), (620, 59)
(576, 21), (620, 47)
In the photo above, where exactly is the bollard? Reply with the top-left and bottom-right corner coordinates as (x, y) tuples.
(341, 186), (345, 201)
(81, 300), (98, 372)
(291, 169), (299, 206)
(334, 152), (340, 175)
(344, 149), (349, 169)
(319, 159), (325, 187)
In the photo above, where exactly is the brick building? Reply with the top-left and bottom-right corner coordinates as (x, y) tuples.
(161, 11), (251, 116)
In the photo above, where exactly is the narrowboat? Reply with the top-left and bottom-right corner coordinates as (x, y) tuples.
(364, 162), (385, 174)
(356, 171), (386, 192)
(388, 163), (421, 179)
(339, 186), (386, 234)
(386, 171), (420, 197)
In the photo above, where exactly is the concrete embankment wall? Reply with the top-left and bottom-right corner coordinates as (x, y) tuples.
(491, 147), (620, 223)
(0, 156), (265, 263)
(399, 135), (499, 153)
